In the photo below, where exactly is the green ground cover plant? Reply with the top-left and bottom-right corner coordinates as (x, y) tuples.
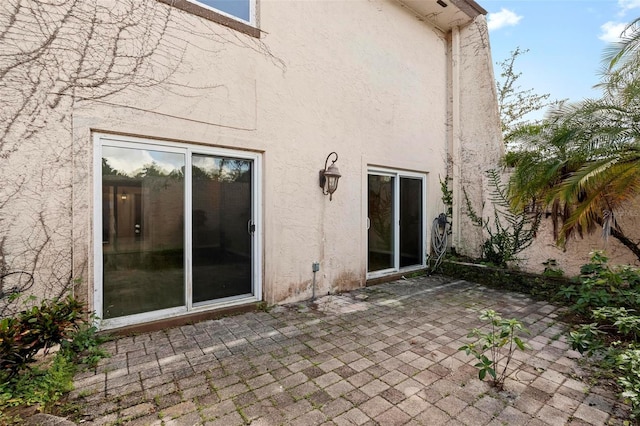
(0, 295), (109, 423)
(558, 251), (640, 314)
(563, 252), (640, 420)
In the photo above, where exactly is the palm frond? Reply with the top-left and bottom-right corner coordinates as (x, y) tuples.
(559, 154), (640, 237)
(506, 25), (640, 258)
(603, 18), (640, 71)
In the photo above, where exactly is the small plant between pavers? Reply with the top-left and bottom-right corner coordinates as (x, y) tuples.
(458, 309), (530, 391)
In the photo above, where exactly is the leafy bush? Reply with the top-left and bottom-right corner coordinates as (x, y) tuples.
(0, 354), (75, 409)
(558, 251), (640, 315)
(542, 259), (564, 278)
(0, 295), (84, 379)
(568, 310), (640, 420)
(60, 316), (110, 367)
(0, 295), (109, 419)
(464, 169), (540, 268)
(563, 252), (640, 420)
(459, 309), (529, 390)
(616, 348), (640, 419)
(593, 307), (640, 340)
(567, 323), (605, 356)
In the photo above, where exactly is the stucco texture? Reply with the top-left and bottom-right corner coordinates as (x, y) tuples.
(519, 203), (640, 277)
(1, 0), (503, 325)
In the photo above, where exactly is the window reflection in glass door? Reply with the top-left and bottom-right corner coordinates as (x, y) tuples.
(368, 174), (395, 272)
(400, 177), (423, 267)
(101, 146), (185, 319)
(192, 155), (253, 303)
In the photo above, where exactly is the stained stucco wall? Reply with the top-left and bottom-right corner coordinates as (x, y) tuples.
(0, 104), (75, 312)
(69, 0), (454, 311)
(518, 201), (640, 276)
(449, 16), (504, 258)
(1, 0), (502, 320)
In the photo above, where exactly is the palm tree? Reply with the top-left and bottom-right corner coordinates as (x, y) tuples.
(603, 18), (640, 85)
(508, 18), (640, 260)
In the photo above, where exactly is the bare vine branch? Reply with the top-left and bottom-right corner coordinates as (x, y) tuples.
(0, 0), (283, 316)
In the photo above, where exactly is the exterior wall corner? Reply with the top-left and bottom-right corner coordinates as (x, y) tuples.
(449, 15), (504, 259)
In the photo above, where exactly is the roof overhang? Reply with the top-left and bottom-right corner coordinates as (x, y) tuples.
(395, 0), (487, 31)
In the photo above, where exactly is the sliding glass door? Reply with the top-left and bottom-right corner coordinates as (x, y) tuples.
(368, 174), (395, 272)
(368, 170), (425, 276)
(102, 146), (185, 319)
(192, 155), (253, 303)
(400, 177), (423, 267)
(96, 135), (261, 328)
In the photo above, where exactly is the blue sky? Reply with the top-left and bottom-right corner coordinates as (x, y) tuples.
(485, 0), (640, 110)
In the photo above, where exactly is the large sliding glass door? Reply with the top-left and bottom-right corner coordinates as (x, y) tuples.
(368, 169), (425, 276)
(95, 135), (261, 328)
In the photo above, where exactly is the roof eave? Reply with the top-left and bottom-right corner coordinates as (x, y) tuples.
(394, 0), (487, 32)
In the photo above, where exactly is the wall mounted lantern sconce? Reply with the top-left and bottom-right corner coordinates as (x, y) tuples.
(121, 191), (128, 201)
(319, 152), (341, 201)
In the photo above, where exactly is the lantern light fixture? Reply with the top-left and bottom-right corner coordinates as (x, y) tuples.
(319, 152), (341, 201)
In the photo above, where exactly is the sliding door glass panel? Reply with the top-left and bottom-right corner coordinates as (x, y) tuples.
(368, 174), (395, 272)
(192, 155), (252, 303)
(102, 146), (185, 319)
(400, 177), (423, 267)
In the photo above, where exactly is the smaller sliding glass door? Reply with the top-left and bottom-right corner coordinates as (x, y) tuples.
(368, 174), (395, 272)
(368, 169), (425, 276)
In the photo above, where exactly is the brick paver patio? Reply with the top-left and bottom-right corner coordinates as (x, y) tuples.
(70, 275), (631, 425)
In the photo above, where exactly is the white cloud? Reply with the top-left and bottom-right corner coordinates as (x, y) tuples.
(487, 8), (523, 31)
(104, 146), (184, 176)
(618, 0), (640, 15)
(599, 21), (628, 42)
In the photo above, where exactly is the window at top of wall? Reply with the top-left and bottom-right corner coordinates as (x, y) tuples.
(159, 0), (259, 38)
(194, 0), (251, 23)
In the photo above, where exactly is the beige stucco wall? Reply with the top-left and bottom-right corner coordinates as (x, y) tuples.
(73, 0), (453, 308)
(517, 201), (640, 277)
(449, 16), (504, 258)
(0, 101), (75, 315)
(1, 0), (503, 321)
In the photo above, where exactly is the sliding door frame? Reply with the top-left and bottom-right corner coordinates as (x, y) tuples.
(366, 167), (427, 280)
(93, 133), (262, 329)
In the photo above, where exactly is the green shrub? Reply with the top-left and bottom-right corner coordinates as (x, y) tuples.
(563, 252), (640, 421)
(557, 251), (640, 315)
(616, 348), (640, 419)
(567, 323), (605, 356)
(463, 169), (540, 268)
(0, 295), (110, 417)
(593, 307), (640, 341)
(0, 354), (75, 409)
(0, 295), (84, 379)
(542, 259), (564, 278)
(60, 317), (110, 368)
